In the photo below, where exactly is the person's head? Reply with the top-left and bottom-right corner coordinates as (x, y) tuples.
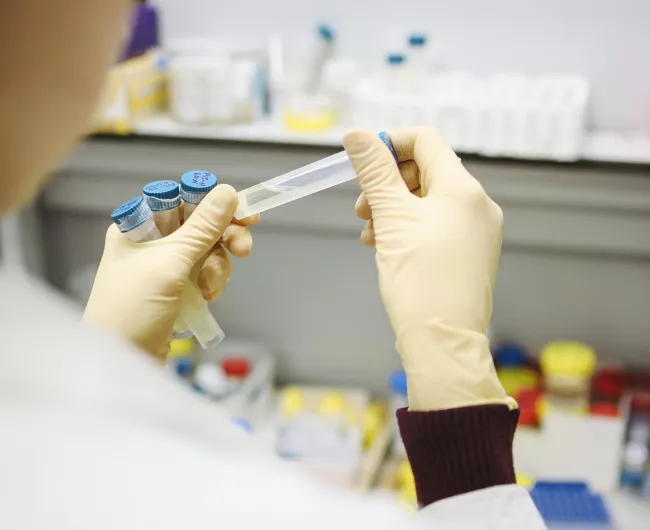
(0, 1), (132, 213)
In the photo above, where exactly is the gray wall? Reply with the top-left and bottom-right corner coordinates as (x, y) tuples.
(156, 0), (650, 132)
(41, 138), (650, 394)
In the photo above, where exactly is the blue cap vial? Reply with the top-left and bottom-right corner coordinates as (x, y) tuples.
(389, 369), (407, 396)
(378, 131), (398, 163)
(143, 180), (181, 211)
(180, 170), (218, 205)
(318, 24), (334, 42)
(408, 34), (427, 47)
(111, 197), (153, 233)
(387, 53), (406, 65)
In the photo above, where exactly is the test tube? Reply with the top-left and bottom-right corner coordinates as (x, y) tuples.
(111, 197), (225, 349)
(179, 170), (218, 217)
(235, 131), (397, 220)
(142, 180), (182, 237)
(143, 180), (189, 337)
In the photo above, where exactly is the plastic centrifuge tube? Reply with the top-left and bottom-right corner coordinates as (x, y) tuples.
(235, 131), (397, 220)
(111, 197), (224, 349)
(143, 179), (190, 337)
(143, 180), (182, 237)
(180, 170), (218, 217)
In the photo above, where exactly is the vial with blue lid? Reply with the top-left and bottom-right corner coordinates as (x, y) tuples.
(143, 180), (182, 237)
(111, 197), (162, 243)
(110, 195), (225, 349)
(180, 170), (218, 217)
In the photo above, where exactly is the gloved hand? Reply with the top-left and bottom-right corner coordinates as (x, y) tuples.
(84, 185), (259, 360)
(344, 127), (516, 411)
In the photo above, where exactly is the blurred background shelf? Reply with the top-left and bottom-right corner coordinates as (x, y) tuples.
(131, 114), (650, 165)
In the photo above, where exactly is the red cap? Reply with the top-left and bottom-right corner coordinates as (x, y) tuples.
(220, 357), (251, 379)
(590, 402), (620, 417)
(592, 367), (626, 401)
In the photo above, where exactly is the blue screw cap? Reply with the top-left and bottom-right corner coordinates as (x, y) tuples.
(389, 369), (407, 395)
(409, 34), (427, 47)
(180, 170), (218, 204)
(111, 197), (153, 232)
(387, 53), (406, 65)
(378, 131), (398, 163)
(318, 24), (334, 42)
(143, 180), (181, 211)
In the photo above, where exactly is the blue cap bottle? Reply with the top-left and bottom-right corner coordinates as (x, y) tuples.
(142, 180), (181, 211)
(180, 170), (218, 205)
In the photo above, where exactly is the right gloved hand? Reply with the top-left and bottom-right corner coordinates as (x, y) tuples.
(344, 127), (516, 412)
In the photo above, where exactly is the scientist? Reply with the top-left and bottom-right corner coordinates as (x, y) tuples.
(0, 1), (545, 529)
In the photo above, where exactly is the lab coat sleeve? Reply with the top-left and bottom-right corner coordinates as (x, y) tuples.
(417, 485), (547, 529)
(397, 405), (545, 528)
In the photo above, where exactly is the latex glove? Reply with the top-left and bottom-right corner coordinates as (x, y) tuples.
(344, 127), (516, 411)
(84, 185), (259, 360)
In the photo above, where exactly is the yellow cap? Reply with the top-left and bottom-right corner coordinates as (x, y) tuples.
(319, 392), (346, 416)
(540, 341), (596, 378)
(497, 368), (539, 396)
(281, 387), (305, 419)
(516, 473), (535, 489)
(168, 337), (195, 358)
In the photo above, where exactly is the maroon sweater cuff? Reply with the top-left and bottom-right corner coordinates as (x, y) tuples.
(397, 405), (520, 508)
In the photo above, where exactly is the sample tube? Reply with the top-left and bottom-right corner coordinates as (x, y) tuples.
(235, 131), (397, 219)
(142, 180), (182, 237)
(111, 197), (225, 349)
(143, 179), (189, 336)
(180, 170), (218, 219)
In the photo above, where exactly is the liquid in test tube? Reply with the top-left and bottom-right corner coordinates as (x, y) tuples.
(235, 131), (397, 219)
(111, 197), (225, 349)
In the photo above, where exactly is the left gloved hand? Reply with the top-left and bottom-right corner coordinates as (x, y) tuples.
(84, 185), (259, 359)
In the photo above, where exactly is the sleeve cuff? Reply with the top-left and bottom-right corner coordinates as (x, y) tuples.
(397, 404), (520, 508)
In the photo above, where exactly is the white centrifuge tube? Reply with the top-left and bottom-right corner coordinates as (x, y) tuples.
(143, 179), (189, 337)
(111, 196), (224, 349)
(180, 169), (218, 217)
(235, 131), (397, 220)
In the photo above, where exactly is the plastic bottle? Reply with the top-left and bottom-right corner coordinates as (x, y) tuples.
(540, 341), (596, 414)
(122, 0), (159, 61)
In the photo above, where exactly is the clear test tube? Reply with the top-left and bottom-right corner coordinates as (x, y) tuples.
(143, 180), (189, 337)
(111, 197), (225, 349)
(142, 180), (182, 237)
(235, 131), (397, 219)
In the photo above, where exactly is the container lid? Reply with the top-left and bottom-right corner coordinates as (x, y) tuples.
(168, 337), (195, 357)
(180, 170), (218, 204)
(540, 341), (596, 378)
(493, 342), (528, 367)
(389, 369), (407, 395)
(387, 53), (406, 65)
(317, 24), (334, 42)
(143, 180), (181, 211)
(111, 197), (152, 232)
(408, 34), (427, 47)
(378, 131), (398, 163)
(220, 356), (251, 378)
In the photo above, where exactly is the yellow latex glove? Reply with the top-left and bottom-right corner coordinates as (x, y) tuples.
(344, 127), (516, 412)
(84, 185), (259, 359)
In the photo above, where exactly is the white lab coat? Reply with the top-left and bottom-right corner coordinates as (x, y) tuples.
(0, 270), (546, 529)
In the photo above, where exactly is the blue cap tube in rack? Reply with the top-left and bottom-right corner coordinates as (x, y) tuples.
(111, 196), (224, 349)
(235, 131), (398, 220)
(180, 170), (218, 217)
